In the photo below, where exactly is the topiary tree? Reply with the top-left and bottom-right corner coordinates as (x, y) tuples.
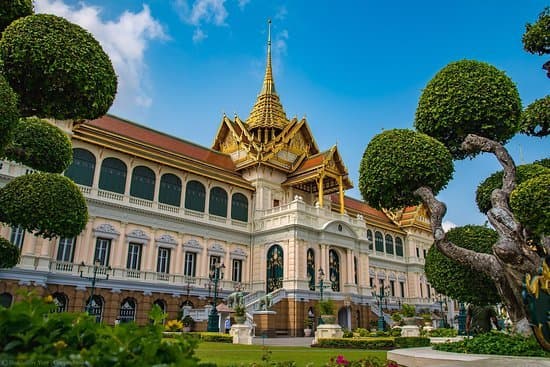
(414, 60), (522, 160)
(359, 129), (454, 210)
(0, 14), (117, 120)
(522, 7), (550, 77)
(476, 163), (550, 214)
(425, 225), (500, 305)
(4, 117), (73, 173)
(0, 237), (20, 268)
(360, 50), (547, 337)
(0, 0), (32, 33)
(521, 96), (550, 137)
(0, 4), (117, 264)
(510, 174), (550, 240)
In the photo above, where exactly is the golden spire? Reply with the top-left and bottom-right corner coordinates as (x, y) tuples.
(246, 19), (288, 131)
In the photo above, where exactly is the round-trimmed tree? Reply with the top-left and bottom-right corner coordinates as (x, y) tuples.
(0, 173), (88, 239)
(5, 117), (73, 173)
(475, 163), (550, 214)
(0, 0), (33, 33)
(415, 60), (522, 159)
(0, 237), (20, 268)
(510, 174), (550, 239)
(425, 225), (500, 305)
(521, 96), (550, 137)
(523, 7), (550, 56)
(359, 129), (454, 210)
(0, 74), (19, 152)
(0, 13), (117, 120)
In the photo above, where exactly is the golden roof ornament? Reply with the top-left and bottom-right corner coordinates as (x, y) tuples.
(246, 19), (289, 131)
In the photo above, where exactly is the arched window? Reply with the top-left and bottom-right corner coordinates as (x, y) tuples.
(99, 157), (127, 194)
(375, 231), (384, 252)
(231, 193), (248, 222)
(395, 237), (404, 257)
(64, 148), (95, 186)
(0, 292), (13, 308)
(153, 299), (167, 313)
(209, 187), (228, 217)
(86, 295), (104, 323)
(159, 173), (182, 207)
(329, 249), (340, 292)
(119, 298), (137, 323)
(184, 180), (205, 212)
(367, 230), (373, 250)
(307, 249), (315, 291)
(385, 234), (394, 255)
(52, 292), (68, 312)
(130, 166), (155, 201)
(266, 245), (283, 293)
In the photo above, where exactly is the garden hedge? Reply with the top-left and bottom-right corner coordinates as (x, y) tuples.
(314, 337), (430, 349)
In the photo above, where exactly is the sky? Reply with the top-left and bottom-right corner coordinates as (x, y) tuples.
(35, 0), (549, 230)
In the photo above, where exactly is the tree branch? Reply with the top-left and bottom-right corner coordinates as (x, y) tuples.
(414, 186), (499, 275)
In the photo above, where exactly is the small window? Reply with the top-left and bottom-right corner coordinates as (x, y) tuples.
(119, 298), (137, 323)
(94, 238), (111, 266)
(157, 248), (171, 274)
(367, 230), (373, 250)
(273, 199), (280, 207)
(10, 225), (25, 250)
(184, 252), (196, 276)
(0, 293), (13, 308)
(375, 231), (384, 252)
(57, 237), (75, 262)
(400, 281), (405, 298)
(232, 259), (242, 283)
(126, 243), (142, 270)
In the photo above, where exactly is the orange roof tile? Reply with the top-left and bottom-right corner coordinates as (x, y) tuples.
(85, 115), (237, 172)
(331, 195), (392, 224)
(292, 153), (325, 174)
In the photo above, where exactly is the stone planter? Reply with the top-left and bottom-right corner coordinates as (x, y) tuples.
(321, 315), (336, 324)
(234, 315), (246, 324)
(304, 328), (312, 337)
(403, 317), (419, 326)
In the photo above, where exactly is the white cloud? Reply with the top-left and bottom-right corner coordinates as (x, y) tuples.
(237, 0), (250, 10)
(275, 5), (287, 20)
(35, 0), (166, 110)
(193, 28), (208, 43)
(442, 220), (458, 232)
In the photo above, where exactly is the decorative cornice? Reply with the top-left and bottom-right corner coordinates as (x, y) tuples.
(93, 223), (120, 239)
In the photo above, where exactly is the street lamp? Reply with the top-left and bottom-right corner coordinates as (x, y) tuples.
(318, 268), (326, 301)
(376, 285), (390, 331)
(79, 260), (111, 318)
(433, 294), (448, 328)
(207, 261), (225, 332)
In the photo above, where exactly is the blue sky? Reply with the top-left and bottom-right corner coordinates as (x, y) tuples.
(36, 0), (549, 229)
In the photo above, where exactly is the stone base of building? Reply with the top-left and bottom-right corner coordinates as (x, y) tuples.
(230, 324), (253, 344)
(253, 310), (276, 337)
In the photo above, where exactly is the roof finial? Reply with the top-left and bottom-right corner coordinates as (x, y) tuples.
(260, 19), (275, 95)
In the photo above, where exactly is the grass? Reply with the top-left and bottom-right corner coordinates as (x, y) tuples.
(195, 342), (387, 367)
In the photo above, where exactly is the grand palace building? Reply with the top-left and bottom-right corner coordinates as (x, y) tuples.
(0, 31), (440, 335)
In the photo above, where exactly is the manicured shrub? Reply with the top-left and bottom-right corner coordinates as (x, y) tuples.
(425, 225), (500, 305)
(0, 237), (20, 268)
(510, 174), (550, 238)
(0, 14), (117, 120)
(523, 7), (550, 56)
(314, 338), (395, 349)
(0, 0), (33, 32)
(428, 328), (458, 337)
(394, 337), (431, 348)
(5, 117), (73, 173)
(415, 60), (521, 159)
(476, 163), (550, 214)
(521, 95), (550, 137)
(359, 129), (454, 210)
(0, 74), (19, 152)
(433, 331), (550, 357)
(0, 173), (88, 238)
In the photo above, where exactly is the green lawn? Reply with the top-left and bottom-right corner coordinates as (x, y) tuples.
(195, 342), (387, 367)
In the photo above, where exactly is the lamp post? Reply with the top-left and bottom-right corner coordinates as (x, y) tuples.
(79, 260), (111, 318)
(316, 268), (331, 326)
(457, 302), (467, 335)
(376, 286), (390, 331)
(434, 294), (448, 328)
(207, 261), (225, 332)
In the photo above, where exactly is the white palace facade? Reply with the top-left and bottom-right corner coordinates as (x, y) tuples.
(0, 33), (439, 335)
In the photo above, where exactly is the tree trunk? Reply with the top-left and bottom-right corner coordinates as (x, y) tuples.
(413, 134), (544, 336)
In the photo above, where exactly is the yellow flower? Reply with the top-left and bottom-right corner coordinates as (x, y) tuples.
(165, 319), (183, 332)
(44, 295), (53, 303)
(53, 340), (68, 350)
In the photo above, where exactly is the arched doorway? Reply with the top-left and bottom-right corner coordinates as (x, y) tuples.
(338, 307), (350, 329)
(119, 298), (137, 323)
(86, 295), (104, 323)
